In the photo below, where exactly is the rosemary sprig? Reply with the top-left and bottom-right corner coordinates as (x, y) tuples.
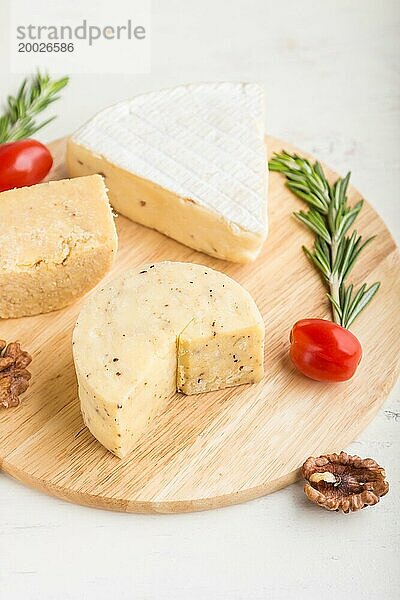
(0, 72), (69, 144)
(269, 150), (380, 329)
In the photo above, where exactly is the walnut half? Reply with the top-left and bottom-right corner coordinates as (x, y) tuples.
(0, 340), (32, 408)
(302, 451), (389, 513)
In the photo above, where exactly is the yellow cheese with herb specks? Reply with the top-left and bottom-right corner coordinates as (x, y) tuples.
(72, 262), (265, 457)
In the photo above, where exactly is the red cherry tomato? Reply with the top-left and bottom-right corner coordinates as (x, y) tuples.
(0, 139), (53, 192)
(289, 319), (362, 382)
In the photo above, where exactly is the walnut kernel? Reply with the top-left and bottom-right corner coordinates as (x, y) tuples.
(0, 340), (32, 408)
(302, 451), (389, 513)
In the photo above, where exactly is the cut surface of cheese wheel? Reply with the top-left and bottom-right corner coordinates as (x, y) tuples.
(72, 261), (265, 457)
(0, 175), (117, 318)
(67, 82), (268, 263)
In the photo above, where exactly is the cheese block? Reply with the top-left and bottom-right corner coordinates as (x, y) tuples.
(66, 82), (268, 263)
(73, 261), (265, 457)
(0, 175), (117, 318)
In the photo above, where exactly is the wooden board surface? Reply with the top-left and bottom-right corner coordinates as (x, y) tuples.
(0, 137), (399, 513)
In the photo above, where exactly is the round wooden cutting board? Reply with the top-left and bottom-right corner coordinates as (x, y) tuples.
(0, 137), (399, 513)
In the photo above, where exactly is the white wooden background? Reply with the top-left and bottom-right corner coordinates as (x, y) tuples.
(1, 1), (399, 598)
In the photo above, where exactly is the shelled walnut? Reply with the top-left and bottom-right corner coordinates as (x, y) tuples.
(302, 452), (389, 513)
(0, 340), (32, 408)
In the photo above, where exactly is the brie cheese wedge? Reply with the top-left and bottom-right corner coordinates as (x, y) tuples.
(67, 82), (268, 263)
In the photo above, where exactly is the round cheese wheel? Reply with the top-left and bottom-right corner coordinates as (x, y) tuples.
(73, 261), (265, 457)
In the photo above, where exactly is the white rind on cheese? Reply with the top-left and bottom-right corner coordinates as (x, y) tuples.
(73, 261), (265, 457)
(0, 175), (117, 318)
(67, 82), (268, 263)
